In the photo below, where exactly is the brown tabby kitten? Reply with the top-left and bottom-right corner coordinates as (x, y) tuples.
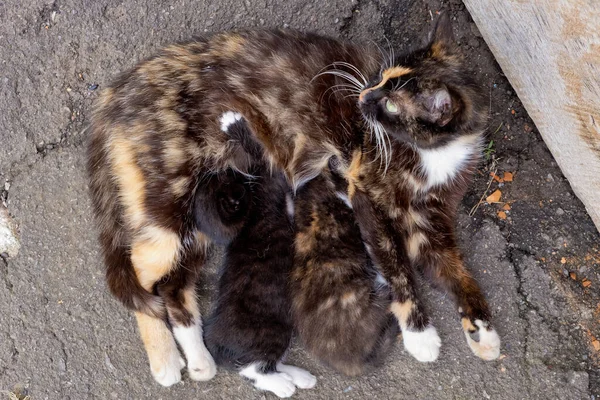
(87, 14), (498, 385)
(291, 167), (399, 376)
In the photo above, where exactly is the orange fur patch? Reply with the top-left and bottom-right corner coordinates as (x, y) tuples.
(461, 317), (477, 332)
(110, 137), (146, 230)
(359, 66), (413, 102)
(131, 226), (181, 291)
(390, 300), (414, 329)
(406, 231), (428, 261)
(345, 149), (363, 199)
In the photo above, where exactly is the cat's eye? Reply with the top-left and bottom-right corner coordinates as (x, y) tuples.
(385, 99), (398, 113)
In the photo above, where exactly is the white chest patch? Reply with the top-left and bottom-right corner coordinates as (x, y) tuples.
(417, 135), (480, 191)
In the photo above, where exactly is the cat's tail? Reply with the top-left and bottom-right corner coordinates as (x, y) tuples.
(103, 238), (166, 320)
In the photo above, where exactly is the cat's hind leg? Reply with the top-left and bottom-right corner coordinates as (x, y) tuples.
(156, 239), (216, 382)
(130, 226), (187, 386)
(239, 362), (296, 398)
(135, 312), (185, 386)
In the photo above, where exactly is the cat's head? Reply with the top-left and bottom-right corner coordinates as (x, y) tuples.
(357, 14), (486, 150)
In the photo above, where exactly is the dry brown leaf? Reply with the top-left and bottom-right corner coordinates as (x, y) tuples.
(503, 172), (514, 182)
(592, 340), (600, 351)
(570, 272), (577, 280)
(490, 172), (504, 183)
(497, 211), (507, 220)
(582, 280), (592, 288)
(486, 189), (502, 204)
(502, 203), (511, 211)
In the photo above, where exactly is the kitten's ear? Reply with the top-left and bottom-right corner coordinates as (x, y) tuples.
(419, 87), (454, 127)
(428, 13), (456, 56)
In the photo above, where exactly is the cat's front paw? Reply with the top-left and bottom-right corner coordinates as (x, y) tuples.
(463, 319), (501, 360)
(187, 349), (217, 381)
(402, 325), (441, 362)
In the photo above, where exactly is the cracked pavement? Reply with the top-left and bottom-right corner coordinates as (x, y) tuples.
(1, 0), (599, 399)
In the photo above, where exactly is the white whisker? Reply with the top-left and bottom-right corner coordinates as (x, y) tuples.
(332, 61), (368, 86)
(370, 40), (390, 69)
(383, 35), (395, 69)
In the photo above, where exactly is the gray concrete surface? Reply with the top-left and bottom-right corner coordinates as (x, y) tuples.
(1, 0), (599, 399)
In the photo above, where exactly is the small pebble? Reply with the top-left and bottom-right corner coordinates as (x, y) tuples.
(334, 18), (339, 23)
(546, 173), (555, 182)
(88, 83), (98, 91)
(468, 38), (480, 48)
(343, 386), (352, 393)
(556, 208), (565, 216)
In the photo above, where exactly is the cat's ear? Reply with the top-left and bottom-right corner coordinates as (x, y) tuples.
(419, 87), (455, 127)
(428, 13), (456, 57)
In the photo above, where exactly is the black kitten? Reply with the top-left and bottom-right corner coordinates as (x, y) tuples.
(202, 118), (317, 398)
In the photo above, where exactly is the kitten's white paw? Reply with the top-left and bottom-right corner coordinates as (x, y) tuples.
(240, 364), (296, 398)
(187, 351), (217, 381)
(403, 325), (441, 362)
(220, 111), (242, 132)
(150, 349), (183, 387)
(277, 363), (317, 389)
(257, 373), (296, 398)
(464, 319), (501, 361)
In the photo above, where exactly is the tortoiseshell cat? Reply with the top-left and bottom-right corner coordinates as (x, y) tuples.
(201, 118), (316, 398)
(87, 14), (499, 385)
(216, 16), (500, 361)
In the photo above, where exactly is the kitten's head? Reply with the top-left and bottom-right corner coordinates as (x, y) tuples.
(358, 14), (486, 150)
(194, 170), (251, 245)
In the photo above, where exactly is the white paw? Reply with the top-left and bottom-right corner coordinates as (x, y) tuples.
(256, 372), (296, 398)
(187, 351), (217, 381)
(277, 363), (317, 389)
(240, 364), (296, 398)
(220, 111), (242, 132)
(465, 319), (501, 361)
(150, 350), (183, 387)
(173, 323), (217, 381)
(403, 325), (441, 362)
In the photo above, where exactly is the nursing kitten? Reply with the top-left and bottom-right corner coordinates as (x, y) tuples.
(87, 14), (498, 385)
(292, 168), (399, 376)
(199, 122), (315, 398)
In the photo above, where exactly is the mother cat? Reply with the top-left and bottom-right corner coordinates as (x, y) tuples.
(87, 14), (500, 386)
